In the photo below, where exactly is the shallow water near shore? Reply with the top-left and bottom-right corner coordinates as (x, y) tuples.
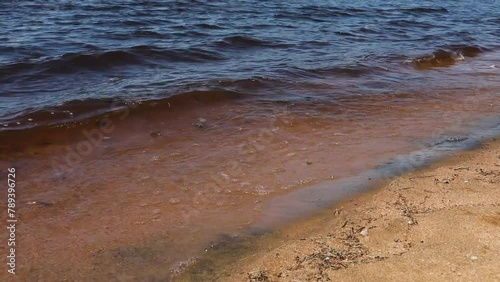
(179, 137), (500, 282)
(1, 0), (500, 281)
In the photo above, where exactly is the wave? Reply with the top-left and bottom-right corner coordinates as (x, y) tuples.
(0, 46), (226, 83)
(273, 6), (448, 25)
(215, 77), (281, 91)
(300, 6), (356, 17)
(284, 65), (376, 78)
(358, 27), (380, 34)
(215, 35), (292, 49)
(130, 45), (226, 62)
(448, 45), (484, 57)
(0, 51), (140, 82)
(0, 89), (246, 132)
(401, 7), (448, 13)
(411, 46), (484, 69)
(284, 6), (447, 20)
(82, 4), (128, 12)
(335, 31), (367, 38)
(132, 30), (169, 38)
(387, 19), (436, 29)
(196, 23), (225, 30)
(310, 66), (374, 77)
(274, 12), (332, 23)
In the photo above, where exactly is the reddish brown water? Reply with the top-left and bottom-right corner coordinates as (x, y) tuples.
(0, 51), (499, 281)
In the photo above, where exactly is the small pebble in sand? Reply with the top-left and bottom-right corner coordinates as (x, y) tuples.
(150, 131), (164, 138)
(195, 118), (206, 128)
(248, 270), (270, 282)
(27, 201), (52, 206)
(169, 198), (180, 205)
(360, 228), (368, 237)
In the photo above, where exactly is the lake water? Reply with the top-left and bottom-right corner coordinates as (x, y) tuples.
(0, 0), (499, 280)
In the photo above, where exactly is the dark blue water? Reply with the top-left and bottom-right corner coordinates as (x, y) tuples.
(0, 0), (499, 127)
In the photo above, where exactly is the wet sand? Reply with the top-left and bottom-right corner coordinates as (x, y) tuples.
(180, 138), (500, 281)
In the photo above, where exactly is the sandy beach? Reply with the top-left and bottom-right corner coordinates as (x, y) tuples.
(179, 138), (500, 281)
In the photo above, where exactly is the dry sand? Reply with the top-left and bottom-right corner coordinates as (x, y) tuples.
(180, 139), (500, 281)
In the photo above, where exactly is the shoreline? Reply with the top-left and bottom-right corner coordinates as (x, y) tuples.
(178, 137), (500, 281)
(0, 95), (497, 281)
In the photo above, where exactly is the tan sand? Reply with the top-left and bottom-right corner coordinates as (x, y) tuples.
(180, 139), (500, 281)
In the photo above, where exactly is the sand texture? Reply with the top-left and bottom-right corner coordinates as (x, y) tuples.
(184, 140), (500, 282)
